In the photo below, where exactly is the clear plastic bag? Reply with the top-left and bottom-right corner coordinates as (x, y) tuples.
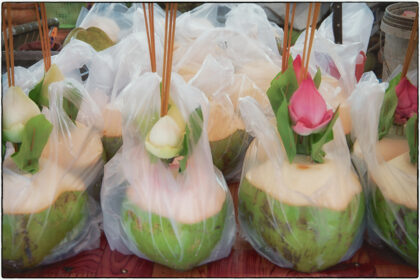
(175, 4), (282, 181)
(290, 3), (374, 137)
(77, 3), (136, 42)
(349, 72), (417, 265)
(2, 68), (104, 270)
(65, 3), (137, 51)
(83, 4), (167, 162)
(237, 96), (365, 272)
(101, 72), (236, 270)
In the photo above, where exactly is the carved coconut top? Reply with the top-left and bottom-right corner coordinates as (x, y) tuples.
(245, 154), (362, 211)
(3, 158), (86, 214)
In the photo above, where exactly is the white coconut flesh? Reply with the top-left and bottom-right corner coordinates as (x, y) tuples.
(245, 155), (362, 211)
(237, 60), (281, 94)
(373, 152), (417, 210)
(2, 86), (41, 143)
(207, 75), (267, 142)
(318, 75), (352, 135)
(126, 162), (227, 224)
(82, 16), (120, 42)
(102, 105), (122, 138)
(207, 101), (244, 142)
(41, 122), (103, 169)
(353, 136), (409, 162)
(3, 158), (86, 215)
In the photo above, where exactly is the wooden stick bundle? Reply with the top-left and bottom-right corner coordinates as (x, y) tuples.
(2, 3), (15, 87)
(299, 3), (321, 82)
(35, 3), (51, 71)
(281, 3), (296, 73)
(161, 3), (177, 117)
(143, 3), (156, 72)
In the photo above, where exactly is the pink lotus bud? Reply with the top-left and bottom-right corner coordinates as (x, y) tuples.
(293, 55), (311, 84)
(355, 51), (367, 82)
(394, 77), (418, 125)
(289, 77), (334, 136)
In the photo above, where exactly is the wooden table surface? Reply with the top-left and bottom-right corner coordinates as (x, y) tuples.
(3, 184), (418, 278)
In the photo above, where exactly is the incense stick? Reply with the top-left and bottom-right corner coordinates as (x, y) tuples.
(40, 3), (50, 70)
(300, 3), (313, 82)
(304, 3), (321, 78)
(35, 3), (47, 72)
(161, 5), (169, 116)
(2, 5), (11, 86)
(149, 3), (156, 72)
(286, 3), (296, 68)
(282, 3), (290, 72)
(401, 10), (418, 79)
(143, 3), (156, 72)
(6, 3), (15, 86)
(161, 3), (177, 117)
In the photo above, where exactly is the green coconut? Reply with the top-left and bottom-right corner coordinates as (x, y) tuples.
(239, 143), (365, 272)
(64, 26), (115, 52)
(2, 159), (88, 270)
(210, 129), (251, 176)
(121, 174), (228, 270)
(101, 106), (123, 162)
(369, 152), (417, 265)
(41, 121), (103, 170)
(2, 86), (41, 143)
(352, 135), (409, 188)
(207, 97), (252, 179)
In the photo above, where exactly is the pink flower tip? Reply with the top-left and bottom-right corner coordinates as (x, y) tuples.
(293, 55), (312, 84)
(355, 51), (367, 82)
(289, 77), (334, 136)
(394, 77), (418, 125)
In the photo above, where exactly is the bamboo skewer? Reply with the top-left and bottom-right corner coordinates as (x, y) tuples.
(161, 3), (177, 117)
(401, 10), (418, 79)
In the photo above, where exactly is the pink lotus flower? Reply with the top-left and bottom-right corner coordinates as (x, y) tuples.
(293, 55), (311, 84)
(394, 77), (418, 124)
(355, 51), (366, 82)
(289, 77), (334, 136)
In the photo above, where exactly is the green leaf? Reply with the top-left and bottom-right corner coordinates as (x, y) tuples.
(276, 92), (296, 163)
(28, 78), (45, 110)
(267, 64), (298, 114)
(189, 107), (203, 143)
(310, 108), (340, 163)
(314, 68), (321, 89)
(178, 107), (204, 173)
(63, 85), (82, 123)
(378, 73), (400, 140)
(178, 126), (190, 173)
(11, 114), (53, 174)
(405, 114), (418, 164)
